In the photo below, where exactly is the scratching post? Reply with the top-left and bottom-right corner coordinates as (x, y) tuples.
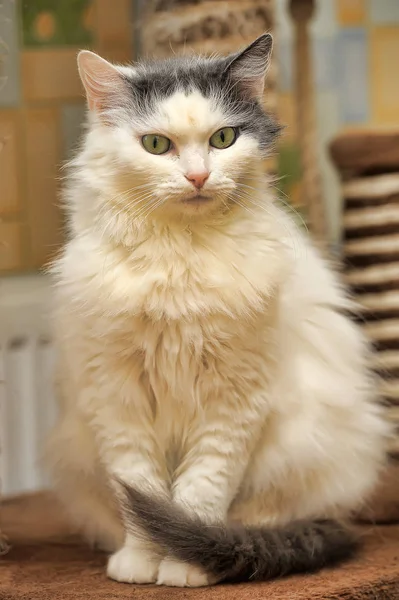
(330, 129), (399, 523)
(288, 0), (327, 246)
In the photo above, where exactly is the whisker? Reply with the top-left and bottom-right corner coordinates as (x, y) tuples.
(235, 180), (309, 235)
(227, 190), (303, 261)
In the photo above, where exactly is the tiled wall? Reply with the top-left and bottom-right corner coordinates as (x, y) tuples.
(275, 0), (399, 242)
(2, 1), (398, 272)
(0, 0), (133, 273)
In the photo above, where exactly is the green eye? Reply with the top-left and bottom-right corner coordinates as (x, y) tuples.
(142, 134), (171, 155)
(209, 127), (237, 149)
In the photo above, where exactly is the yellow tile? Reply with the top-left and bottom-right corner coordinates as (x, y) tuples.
(0, 110), (21, 216)
(0, 221), (23, 271)
(94, 0), (133, 55)
(370, 27), (399, 124)
(278, 93), (297, 140)
(97, 45), (132, 64)
(22, 49), (83, 102)
(24, 108), (63, 269)
(336, 0), (366, 26)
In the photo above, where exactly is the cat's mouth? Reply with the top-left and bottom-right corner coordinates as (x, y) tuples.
(182, 192), (214, 205)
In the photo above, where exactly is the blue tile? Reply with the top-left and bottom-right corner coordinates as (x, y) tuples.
(0, 0), (21, 107)
(311, 0), (337, 37)
(312, 37), (337, 91)
(278, 36), (337, 93)
(369, 0), (399, 24)
(335, 28), (369, 123)
(275, 0), (294, 41)
(275, 0), (337, 37)
(277, 39), (293, 92)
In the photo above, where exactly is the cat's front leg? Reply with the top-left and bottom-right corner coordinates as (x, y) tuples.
(90, 397), (167, 584)
(157, 391), (267, 587)
(106, 462), (166, 584)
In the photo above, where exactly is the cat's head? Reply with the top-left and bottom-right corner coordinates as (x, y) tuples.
(76, 35), (280, 226)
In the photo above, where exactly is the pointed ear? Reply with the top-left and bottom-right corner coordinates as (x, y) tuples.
(77, 50), (127, 115)
(225, 34), (273, 99)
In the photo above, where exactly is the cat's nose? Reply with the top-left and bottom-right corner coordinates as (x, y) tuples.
(185, 170), (210, 189)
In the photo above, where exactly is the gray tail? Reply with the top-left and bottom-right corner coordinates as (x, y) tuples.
(120, 484), (358, 584)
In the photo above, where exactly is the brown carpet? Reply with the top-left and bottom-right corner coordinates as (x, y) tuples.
(1, 493), (398, 600)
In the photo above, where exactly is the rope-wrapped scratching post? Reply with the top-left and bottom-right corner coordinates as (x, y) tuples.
(330, 129), (399, 523)
(289, 0), (327, 247)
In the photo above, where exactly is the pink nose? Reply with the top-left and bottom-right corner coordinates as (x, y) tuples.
(185, 171), (209, 189)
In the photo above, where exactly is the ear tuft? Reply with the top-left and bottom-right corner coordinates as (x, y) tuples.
(77, 50), (126, 115)
(226, 33), (273, 99)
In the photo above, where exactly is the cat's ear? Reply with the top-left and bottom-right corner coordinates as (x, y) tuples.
(77, 50), (127, 115)
(225, 34), (273, 99)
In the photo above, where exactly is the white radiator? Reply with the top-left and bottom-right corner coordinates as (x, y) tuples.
(0, 275), (57, 496)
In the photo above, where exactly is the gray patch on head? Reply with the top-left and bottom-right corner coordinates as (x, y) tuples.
(121, 52), (281, 155)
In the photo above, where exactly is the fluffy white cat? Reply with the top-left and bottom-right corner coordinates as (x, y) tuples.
(47, 34), (390, 587)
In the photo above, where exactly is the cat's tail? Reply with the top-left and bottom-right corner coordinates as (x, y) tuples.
(120, 484), (358, 584)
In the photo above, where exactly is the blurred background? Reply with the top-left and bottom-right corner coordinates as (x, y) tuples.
(0, 0), (399, 498)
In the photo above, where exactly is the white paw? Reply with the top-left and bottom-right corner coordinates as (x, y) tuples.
(107, 545), (160, 584)
(157, 558), (210, 587)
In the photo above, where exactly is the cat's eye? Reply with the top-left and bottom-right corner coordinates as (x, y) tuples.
(209, 127), (237, 149)
(142, 134), (171, 155)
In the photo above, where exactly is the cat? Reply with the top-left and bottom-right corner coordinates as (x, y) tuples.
(46, 34), (390, 588)
(0, 532), (9, 556)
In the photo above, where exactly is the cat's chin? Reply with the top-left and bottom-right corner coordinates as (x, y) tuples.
(182, 194), (214, 206)
(174, 193), (221, 216)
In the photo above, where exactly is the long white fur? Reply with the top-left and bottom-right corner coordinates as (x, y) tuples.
(46, 51), (390, 588)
